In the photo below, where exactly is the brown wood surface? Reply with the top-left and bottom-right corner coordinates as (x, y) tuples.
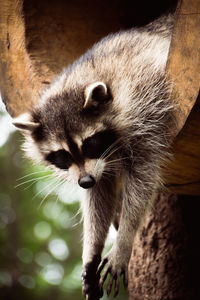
(166, 0), (200, 135)
(163, 94), (200, 195)
(163, 0), (200, 194)
(0, 0), (40, 116)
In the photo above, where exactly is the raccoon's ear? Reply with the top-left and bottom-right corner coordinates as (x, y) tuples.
(83, 81), (111, 109)
(12, 113), (40, 132)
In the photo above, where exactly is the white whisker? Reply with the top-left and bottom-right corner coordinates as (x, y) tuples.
(99, 137), (123, 161)
(15, 174), (54, 188)
(16, 169), (51, 181)
(54, 180), (66, 205)
(105, 157), (129, 165)
(24, 178), (49, 191)
(103, 144), (123, 160)
(34, 177), (60, 200)
(38, 179), (65, 208)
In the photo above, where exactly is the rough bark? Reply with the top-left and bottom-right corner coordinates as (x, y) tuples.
(129, 193), (187, 300)
(129, 193), (200, 300)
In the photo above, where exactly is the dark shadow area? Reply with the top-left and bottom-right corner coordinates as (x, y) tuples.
(179, 194), (200, 300)
(23, 0), (178, 77)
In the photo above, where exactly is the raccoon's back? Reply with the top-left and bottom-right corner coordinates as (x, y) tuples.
(68, 14), (174, 89)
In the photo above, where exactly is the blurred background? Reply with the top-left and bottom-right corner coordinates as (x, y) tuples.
(0, 96), (128, 300)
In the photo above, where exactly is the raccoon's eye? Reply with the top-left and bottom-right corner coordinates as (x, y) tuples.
(82, 130), (117, 159)
(46, 150), (73, 170)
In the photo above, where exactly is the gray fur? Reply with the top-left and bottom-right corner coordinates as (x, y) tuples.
(13, 14), (175, 298)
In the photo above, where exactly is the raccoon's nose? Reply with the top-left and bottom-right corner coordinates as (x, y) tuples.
(78, 175), (96, 189)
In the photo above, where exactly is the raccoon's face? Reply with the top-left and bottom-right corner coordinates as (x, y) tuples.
(13, 82), (121, 189)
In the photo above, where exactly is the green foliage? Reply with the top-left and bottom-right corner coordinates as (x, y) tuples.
(0, 131), (83, 300)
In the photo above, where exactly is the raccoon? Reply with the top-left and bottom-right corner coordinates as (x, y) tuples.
(13, 14), (175, 299)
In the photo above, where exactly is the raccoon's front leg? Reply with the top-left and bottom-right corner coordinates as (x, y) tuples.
(98, 171), (156, 297)
(81, 178), (117, 300)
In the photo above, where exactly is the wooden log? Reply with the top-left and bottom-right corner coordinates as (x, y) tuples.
(163, 0), (200, 195)
(166, 0), (200, 134)
(163, 94), (200, 195)
(0, 0), (40, 115)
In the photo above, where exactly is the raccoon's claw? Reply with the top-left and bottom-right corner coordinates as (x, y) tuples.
(97, 252), (128, 297)
(82, 273), (103, 300)
(82, 255), (103, 300)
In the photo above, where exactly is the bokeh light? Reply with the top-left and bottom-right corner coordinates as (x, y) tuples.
(18, 275), (35, 289)
(35, 252), (52, 267)
(0, 271), (12, 287)
(41, 263), (64, 285)
(17, 248), (33, 264)
(34, 221), (52, 240)
(48, 238), (69, 261)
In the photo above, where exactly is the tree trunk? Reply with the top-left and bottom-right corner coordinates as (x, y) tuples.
(128, 192), (200, 299)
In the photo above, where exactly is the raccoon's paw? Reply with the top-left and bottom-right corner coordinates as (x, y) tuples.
(82, 255), (103, 300)
(97, 250), (128, 297)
